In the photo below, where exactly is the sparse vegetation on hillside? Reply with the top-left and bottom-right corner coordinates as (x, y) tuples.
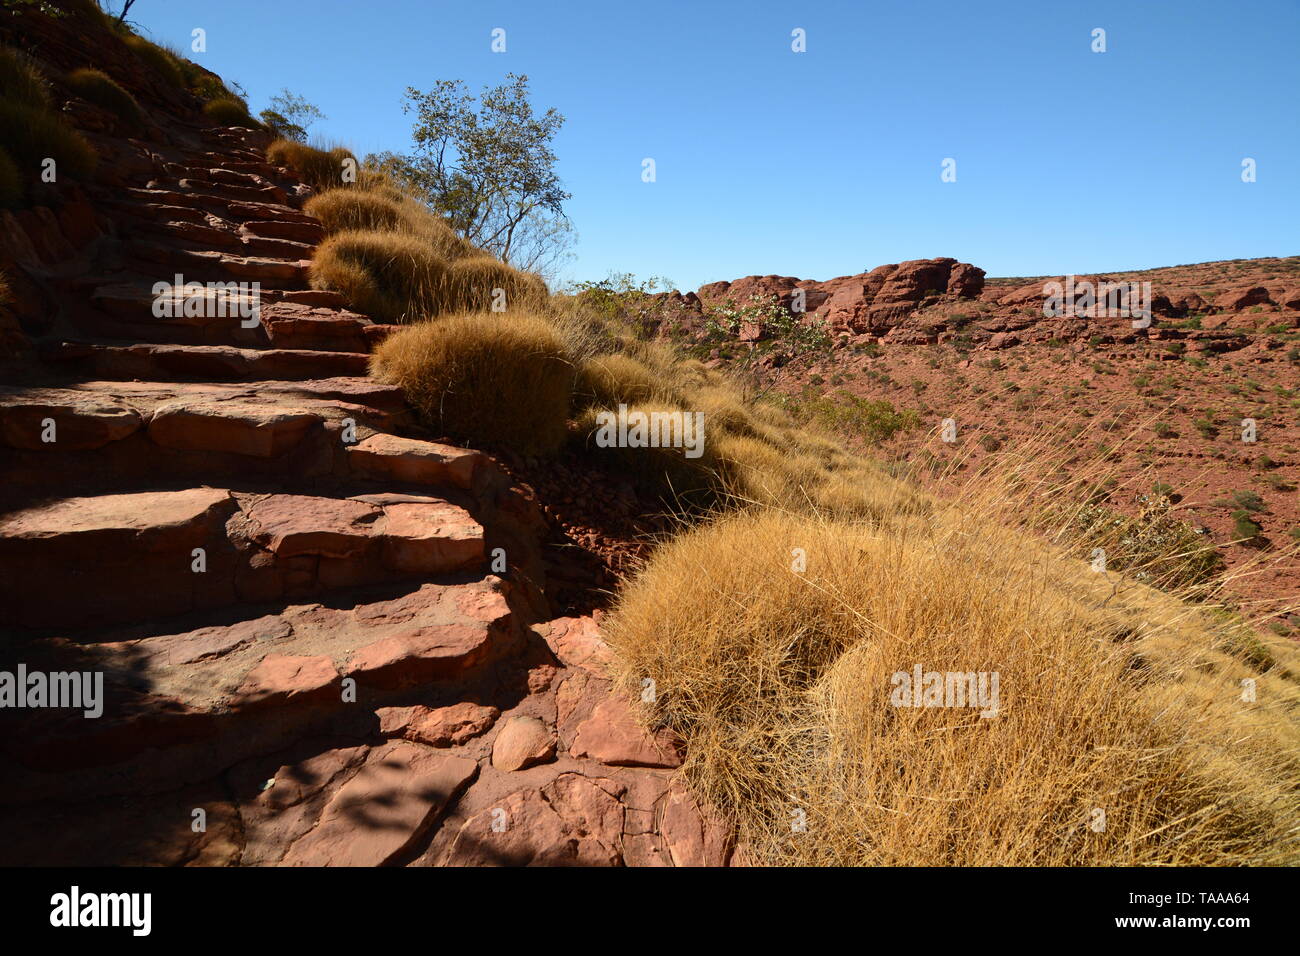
(65, 66), (142, 130)
(0, 44), (97, 200)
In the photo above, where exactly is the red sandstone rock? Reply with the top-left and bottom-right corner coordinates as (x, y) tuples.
(232, 653), (339, 708)
(490, 715), (557, 771)
(378, 702), (500, 747)
(570, 696), (684, 768)
(282, 742), (478, 866)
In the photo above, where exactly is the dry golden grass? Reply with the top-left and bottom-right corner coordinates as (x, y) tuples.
(574, 353), (671, 408)
(202, 96), (256, 128)
(371, 311), (574, 455)
(305, 188), (406, 234)
(122, 35), (184, 89)
(266, 139), (357, 191)
(605, 474), (1300, 866)
(66, 67), (143, 131)
(447, 255), (547, 312)
(310, 229), (451, 323)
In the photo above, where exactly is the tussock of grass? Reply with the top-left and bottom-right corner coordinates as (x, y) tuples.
(305, 188), (406, 234)
(122, 35), (184, 89)
(310, 229), (450, 323)
(0, 46), (52, 110)
(447, 255), (547, 312)
(0, 100), (97, 183)
(606, 505), (1300, 866)
(371, 311), (574, 455)
(202, 96), (257, 128)
(574, 353), (670, 407)
(267, 138), (357, 191)
(301, 178), (481, 258)
(66, 67), (143, 131)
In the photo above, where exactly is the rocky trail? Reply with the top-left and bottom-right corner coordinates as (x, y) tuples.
(0, 118), (728, 866)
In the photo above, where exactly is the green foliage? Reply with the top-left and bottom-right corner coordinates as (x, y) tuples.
(364, 73), (571, 276)
(783, 386), (921, 444)
(1232, 510), (1263, 543)
(1070, 496), (1224, 590)
(258, 89), (325, 142)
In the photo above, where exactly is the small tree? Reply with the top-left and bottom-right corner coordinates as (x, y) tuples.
(259, 89), (326, 142)
(366, 73), (572, 278)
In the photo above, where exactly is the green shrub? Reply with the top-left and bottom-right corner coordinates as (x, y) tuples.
(65, 68), (143, 131)
(371, 311), (574, 455)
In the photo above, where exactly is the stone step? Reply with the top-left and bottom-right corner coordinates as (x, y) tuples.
(126, 220), (314, 262)
(162, 163), (270, 189)
(42, 341), (370, 382)
(241, 219), (324, 245)
(0, 488), (487, 630)
(81, 281), (375, 348)
(0, 574), (521, 801)
(185, 154), (283, 179)
(122, 187), (312, 225)
(0, 380), (415, 496)
(125, 240), (310, 284)
(87, 280), (272, 347)
(172, 177), (288, 206)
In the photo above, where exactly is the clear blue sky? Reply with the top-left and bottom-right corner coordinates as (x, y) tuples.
(120, 0), (1298, 291)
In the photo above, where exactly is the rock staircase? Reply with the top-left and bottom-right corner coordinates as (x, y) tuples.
(0, 122), (729, 866)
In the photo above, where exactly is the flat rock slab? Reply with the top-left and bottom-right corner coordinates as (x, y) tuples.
(0, 486), (232, 548)
(0, 388), (142, 450)
(148, 400), (322, 457)
(244, 494), (379, 558)
(281, 742), (477, 867)
(347, 433), (484, 490)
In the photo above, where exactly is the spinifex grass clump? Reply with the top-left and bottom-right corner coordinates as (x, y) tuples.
(202, 96), (258, 127)
(605, 504), (1300, 866)
(310, 229), (451, 323)
(371, 311), (574, 455)
(447, 255), (547, 312)
(0, 49), (97, 197)
(122, 35), (185, 89)
(65, 68), (144, 131)
(267, 139), (358, 191)
(0, 45), (52, 108)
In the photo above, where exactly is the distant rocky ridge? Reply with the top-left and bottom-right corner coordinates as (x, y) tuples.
(655, 256), (1300, 354)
